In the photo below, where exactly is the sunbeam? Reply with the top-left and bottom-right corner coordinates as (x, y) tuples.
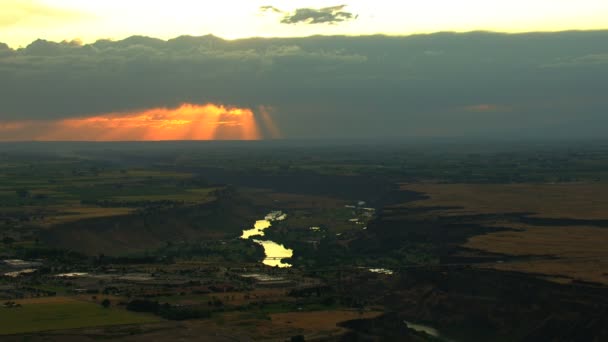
(0, 103), (263, 141)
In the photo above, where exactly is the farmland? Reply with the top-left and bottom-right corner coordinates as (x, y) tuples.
(400, 183), (608, 220)
(0, 297), (159, 335)
(1, 141), (608, 340)
(399, 183), (608, 285)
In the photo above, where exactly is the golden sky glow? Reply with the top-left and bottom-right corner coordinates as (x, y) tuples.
(0, 103), (275, 141)
(1, 0), (607, 47)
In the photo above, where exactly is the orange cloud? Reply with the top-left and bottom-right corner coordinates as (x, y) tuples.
(0, 103), (275, 141)
(0, 122), (28, 130)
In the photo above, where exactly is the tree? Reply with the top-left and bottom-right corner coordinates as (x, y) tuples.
(126, 299), (159, 313)
(2, 237), (14, 245)
(15, 189), (29, 198)
(101, 299), (111, 308)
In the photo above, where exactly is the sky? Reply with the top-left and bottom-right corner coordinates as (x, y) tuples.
(2, 0), (608, 48)
(0, 1), (608, 141)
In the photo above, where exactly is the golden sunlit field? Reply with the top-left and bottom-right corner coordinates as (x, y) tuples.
(38, 206), (136, 226)
(466, 224), (608, 284)
(401, 183), (608, 219)
(401, 183), (608, 285)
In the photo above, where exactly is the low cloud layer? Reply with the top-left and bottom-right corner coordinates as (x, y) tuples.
(1, 31), (607, 139)
(0, 103), (268, 141)
(261, 4), (357, 25)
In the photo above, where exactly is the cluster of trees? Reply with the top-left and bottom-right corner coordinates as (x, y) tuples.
(126, 299), (214, 320)
(2, 301), (22, 308)
(159, 240), (263, 263)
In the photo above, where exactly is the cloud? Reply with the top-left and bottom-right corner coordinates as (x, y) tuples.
(1, 31), (608, 139)
(542, 53), (608, 68)
(283, 5), (357, 24)
(260, 6), (284, 14)
(0, 103), (274, 141)
(0, 42), (12, 56)
(261, 4), (357, 25)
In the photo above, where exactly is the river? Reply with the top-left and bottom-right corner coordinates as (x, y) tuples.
(241, 211), (293, 268)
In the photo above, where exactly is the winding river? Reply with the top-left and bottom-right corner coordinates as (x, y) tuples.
(241, 211), (293, 268)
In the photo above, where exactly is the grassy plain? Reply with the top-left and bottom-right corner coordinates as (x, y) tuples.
(0, 163), (222, 256)
(401, 182), (608, 284)
(38, 206), (135, 226)
(466, 224), (608, 284)
(400, 183), (608, 219)
(0, 165), (208, 224)
(0, 297), (160, 335)
(269, 310), (383, 335)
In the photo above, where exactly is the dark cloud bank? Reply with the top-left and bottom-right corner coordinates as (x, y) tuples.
(1, 31), (608, 139)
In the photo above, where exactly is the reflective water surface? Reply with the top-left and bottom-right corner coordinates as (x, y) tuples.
(403, 321), (443, 339)
(253, 239), (293, 268)
(241, 211), (293, 268)
(241, 220), (271, 239)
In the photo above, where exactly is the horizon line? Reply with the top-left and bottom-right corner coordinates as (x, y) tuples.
(3, 28), (608, 50)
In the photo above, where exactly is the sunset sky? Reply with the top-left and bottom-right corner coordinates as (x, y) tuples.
(1, 1), (608, 141)
(2, 0), (608, 47)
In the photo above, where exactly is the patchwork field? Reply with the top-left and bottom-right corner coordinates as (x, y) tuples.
(2, 143), (608, 340)
(0, 164), (226, 255)
(155, 288), (291, 306)
(0, 166), (213, 225)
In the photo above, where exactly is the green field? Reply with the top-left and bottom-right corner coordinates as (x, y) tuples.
(0, 298), (160, 335)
